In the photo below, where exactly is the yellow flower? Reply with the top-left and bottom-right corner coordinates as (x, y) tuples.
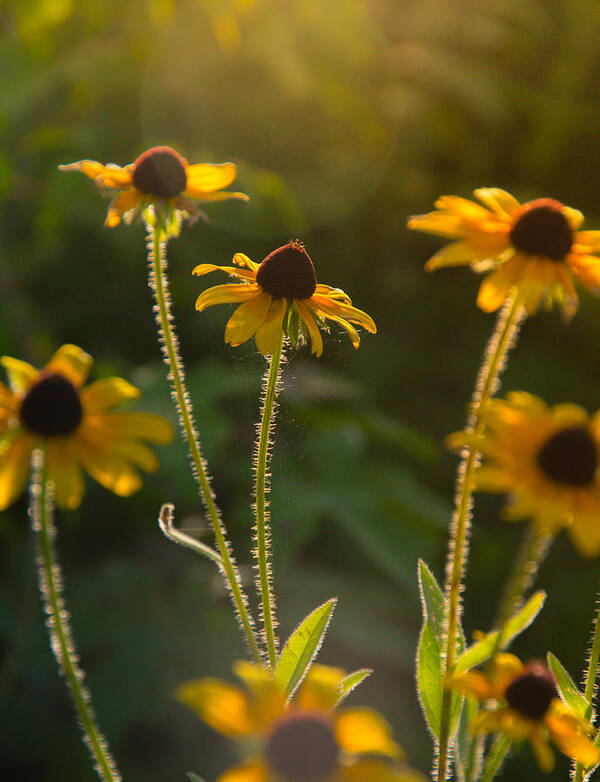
(0, 344), (173, 510)
(59, 145), (248, 229)
(177, 662), (426, 782)
(193, 240), (377, 356)
(448, 392), (600, 556)
(407, 189), (600, 318)
(447, 654), (599, 772)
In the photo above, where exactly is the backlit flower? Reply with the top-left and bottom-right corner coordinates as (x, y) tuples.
(448, 392), (600, 556)
(407, 188), (600, 318)
(194, 240), (377, 356)
(448, 654), (599, 772)
(177, 662), (425, 782)
(59, 145), (248, 231)
(0, 344), (173, 509)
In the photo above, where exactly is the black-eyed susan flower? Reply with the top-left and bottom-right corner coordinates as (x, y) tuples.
(194, 240), (377, 356)
(0, 344), (173, 510)
(448, 392), (600, 557)
(177, 662), (425, 782)
(447, 654), (599, 772)
(407, 189), (600, 318)
(59, 145), (248, 231)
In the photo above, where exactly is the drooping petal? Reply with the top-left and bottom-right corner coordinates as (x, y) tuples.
(407, 211), (464, 239)
(568, 254), (600, 293)
(76, 445), (143, 497)
(192, 263), (257, 282)
(529, 729), (556, 772)
(335, 708), (400, 758)
(105, 187), (143, 227)
(308, 303), (361, 350)
(176, 678), (254, 738)
(314, 284), (352, 303)
(1, 356), (39, 392)
(80, 378), (141, 411)
(476, 256), (524, 312)
(474, 188), (521, 218)
(184, 188), (249, 202)
(425, 240), (490, 271)
(233, 660), (286, 731)
(309, 295), (376, 333)
(225, 292), (271, 347)
(0, 433), (33, 510)
(58, 161), (133, 188)
(46, 437), (85, 510)
(185, 162), (237, 192)
(547, 712), (600, 766)
(233, 253), (260, 272)
(295, 299), (323, 357)
(85, 411), (174, 444)
(254, 298), (287, 356)
(296, 664), (347, 712)
(45, 344), (93, 388)
(195, 283), (261, 312)
(215, 762), (268, 782)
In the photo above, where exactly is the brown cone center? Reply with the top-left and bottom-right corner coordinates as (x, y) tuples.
(256, 241), (317, 300)
(509, 198), (573, 261)
(265, 712), (339, 781)
(132, 146), (187, 199)
(20, 374), (83, 437)
(505, 661), (558, 721)
(537, 425), (597, 486)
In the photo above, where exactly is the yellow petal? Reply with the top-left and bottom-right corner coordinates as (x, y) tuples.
(89, 411), (174, 444)
(233, 253), (260, 272)
(407, 211), (463, 239)
(216, 762), (267, 782)
(109, 440), (159, 473)
(185, 162), (237, 192)
(80, 451), (142, 497)
(314, 284), (352, 303)
(310, 295), (376, 334)
(446, 670), (496, 701)
(195, 283), (260, 312)
(58, 160), (133, 188)
(564, 206), (584, 231)
(80, 378), (141, 411)
(254, 298), (287, 356)
(106, 188), (143, 227)
(335, 708), (400, 758)
(547, 713), (600, 766)
(296, 664), (347, 711)
(46, 438), (85, 510)
(1, 356), (39, 392)
(295, 299), (324, 357)
(476, 256), (524, 312)
(45, 344), (93, 388)
(308, 303), (361, 351)
(566, 517), (600, 558)
(529, 730), (555, 772)
(574, 231), (600, 252)
(0, 433), (33, 510)
(192, 263), (256, 282)
(425, 240), (485, 271)
(184, 188), (249, 202)
(474, 188), (521, 218)
(225, 292), (272, 346)
(233, 661), (285, 731)
(176, 678), (254, 737)
(339, 760), (424, 782)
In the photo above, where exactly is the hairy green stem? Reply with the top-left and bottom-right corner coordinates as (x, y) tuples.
(479, 735), (512, 782)
(30, 450), (121, 782)
(574, 588), (600, 782)
(146, 219), (261, 664)
(158, 503), (223, 567)
(254, 329), (285, 670)
(436, 294), (525, 782)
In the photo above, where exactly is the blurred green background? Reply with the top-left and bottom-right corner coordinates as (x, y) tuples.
(2, 0), (600, 779)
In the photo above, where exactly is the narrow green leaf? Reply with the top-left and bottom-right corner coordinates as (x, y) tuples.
(479, 735), (512, 782)
(418, 559), (445, 639)
(455, 696), (481, 782)
(547, 653), (590, 720)
(417, 618), (443, 738)
(276, 598), (337, 697)
(334, 668), (372, 707)
(187, 773), (207, 782)
(456, 591), (546, 673)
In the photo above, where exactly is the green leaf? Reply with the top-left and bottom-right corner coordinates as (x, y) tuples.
(187, 774), (207, 782)
(417, 618), (443, 738)
(455, 697), (481, 782)
(456, 591), (546, 673)
(276, 598), (337, 697)
(547, 652), (590, 720)
(418, 559), (445, 640)
(334, 668), (372, 706)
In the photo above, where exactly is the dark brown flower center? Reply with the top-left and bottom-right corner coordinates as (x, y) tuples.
(255, 241), (317, 300)
(537, 425), (597, 486)
(19, 374), (83, 437)
(509, 198), (573, 261)
(132, 146), (187, 199)
(505, 661), (558, 721)
(265, 712), (339, 781)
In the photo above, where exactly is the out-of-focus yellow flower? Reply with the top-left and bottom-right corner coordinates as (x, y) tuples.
(0, 344), (173, 509)
(59, 145), (248, 230)
(448, 654), (599, 772)
(408, 189), (600, 318)
(194, 240), (376, 356)
(448, 392), (600, 556)
(177, 662), (426, 782)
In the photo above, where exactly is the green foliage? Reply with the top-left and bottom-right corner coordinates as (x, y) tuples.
(275, 598), (337, 698)
(547, 653), (590, 721)
(335, 668), (372, 707)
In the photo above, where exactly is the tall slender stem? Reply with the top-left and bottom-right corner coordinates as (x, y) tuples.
(573, 587), (600, 782)
(146, 220), (261, 665)
(30, 449), (121, 782)
(493, 523), (551, 652)
(254, 329), (285, 670)
(436, 294), (525, 782)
